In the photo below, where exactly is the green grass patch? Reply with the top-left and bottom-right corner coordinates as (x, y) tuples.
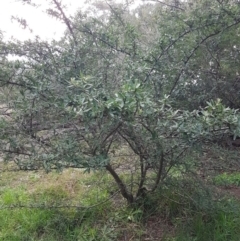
(0, 165), (118, 241)
(173, 199), (240, 241)
(213, 172), (240, 187)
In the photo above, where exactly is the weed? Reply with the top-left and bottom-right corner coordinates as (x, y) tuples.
(213, 172), (240, 187)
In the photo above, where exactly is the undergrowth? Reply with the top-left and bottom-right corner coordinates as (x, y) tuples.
(1, 163), (240, 240)
(160, 177), (240, 241)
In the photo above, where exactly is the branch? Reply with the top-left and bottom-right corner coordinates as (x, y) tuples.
(147, 0), (184, 11)
(151, 144), (164, 192)
(2, 149), (32, 156)
(106, 163), (134, 203)
(51, 0), (77, 45)
(143, 28), (192, 83)
(169, 18), (240, 95)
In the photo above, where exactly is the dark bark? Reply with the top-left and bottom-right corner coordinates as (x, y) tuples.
(106, 163), (134, 204)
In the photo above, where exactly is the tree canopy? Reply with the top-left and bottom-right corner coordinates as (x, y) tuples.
(1, 0), (240, 203)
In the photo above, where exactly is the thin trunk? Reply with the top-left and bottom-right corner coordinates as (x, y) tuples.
(136, 156), (147, 198)
(106, 163), (134, 204)
(151, 146), (164, 192)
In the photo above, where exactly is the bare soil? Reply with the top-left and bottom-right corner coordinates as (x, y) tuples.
(219, 185), (240, 200)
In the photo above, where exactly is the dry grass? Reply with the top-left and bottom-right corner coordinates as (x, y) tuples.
(0, 163), (90, 195)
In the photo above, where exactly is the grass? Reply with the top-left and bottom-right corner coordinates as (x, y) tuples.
(1, 162), (240, 240)
(213, 172), (240, 187)
(0, 165), (117, 241)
